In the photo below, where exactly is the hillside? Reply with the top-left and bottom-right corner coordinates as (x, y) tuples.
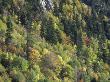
(0, 0), (110, 82)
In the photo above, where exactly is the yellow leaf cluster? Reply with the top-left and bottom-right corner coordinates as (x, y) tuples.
(104, 63), (109, 71)
(90, 72), (99, 80)
(29, 48), (41, 64)
(43, 48), (50, 55)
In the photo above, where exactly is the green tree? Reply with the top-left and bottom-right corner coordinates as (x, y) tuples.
(5, 16), (13, 52)
(41, 12), (63, 44)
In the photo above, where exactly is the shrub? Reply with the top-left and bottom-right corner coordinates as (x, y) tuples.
(12, 56), (29, 71)
(26, 69), (38, 82)
(41, 52), (62, 72)
(10, 69), (26, 82)
(0, 76), (4, 82)
(0, 19), (7, 41)
(0, 64), (6, 75)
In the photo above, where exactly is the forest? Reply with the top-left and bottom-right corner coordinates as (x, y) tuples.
(0, 0), (110, 82)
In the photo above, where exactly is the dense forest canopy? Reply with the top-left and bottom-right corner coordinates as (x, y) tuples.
(0, 0), (110, 82)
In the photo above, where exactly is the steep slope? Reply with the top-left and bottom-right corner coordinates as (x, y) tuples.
(0, 0), (110, 82)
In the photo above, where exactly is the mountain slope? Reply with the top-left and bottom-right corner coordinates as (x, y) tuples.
(0, 0), (110, 82)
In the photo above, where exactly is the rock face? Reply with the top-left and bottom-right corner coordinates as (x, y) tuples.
(40, 0), (53, 11)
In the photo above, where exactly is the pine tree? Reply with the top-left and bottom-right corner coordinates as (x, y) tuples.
(5, 16), (13, 47)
